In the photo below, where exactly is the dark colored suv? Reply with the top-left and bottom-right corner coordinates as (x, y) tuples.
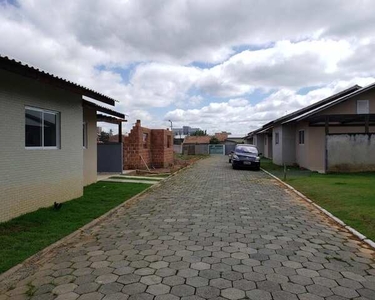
(231, 144), (261, 170)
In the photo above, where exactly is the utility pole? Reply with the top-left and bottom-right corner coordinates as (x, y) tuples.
(168, 119), (173, 132)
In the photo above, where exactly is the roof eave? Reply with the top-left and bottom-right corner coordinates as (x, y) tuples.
(0, 56), (116, 106)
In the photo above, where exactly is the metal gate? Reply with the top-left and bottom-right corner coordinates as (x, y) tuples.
(225, 144), (236, 155)
(209, 144), (225, 155)
(97, 143), (123, 172)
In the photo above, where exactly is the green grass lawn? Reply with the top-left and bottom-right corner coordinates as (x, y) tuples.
(109, 176), (162, 181)
(261, 158), (375, 241)
(0, 182), (149, 274)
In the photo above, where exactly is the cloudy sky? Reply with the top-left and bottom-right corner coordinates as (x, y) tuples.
(1, 0), (375, 135)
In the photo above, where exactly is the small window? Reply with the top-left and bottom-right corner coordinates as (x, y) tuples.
(83, 122), (87, 148)
(299, 130), (305, 145)
(275, 132), (279, 145)
(25, 107), (60, 148)
(357, 100), (369, 114)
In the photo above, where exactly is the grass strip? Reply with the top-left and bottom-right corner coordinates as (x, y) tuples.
(0, 182), (149, 274)
(110, 176), (162, 181)
(261, 158), (375, 241)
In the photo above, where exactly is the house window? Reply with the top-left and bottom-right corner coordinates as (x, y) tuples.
(143, 133), (148, 149)
(83, 122), (87, 148)
(275, 132), (279, 145)
(357, 100), (369, 114)
(298, 130), (305, 145)
(25, 106), (60, 148)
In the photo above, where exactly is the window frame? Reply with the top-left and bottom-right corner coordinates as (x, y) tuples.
(25, 106), (60, 150)
(298, 130), (305, 145)
(357, 100), (369, 114)
(275, 132), (279, 145)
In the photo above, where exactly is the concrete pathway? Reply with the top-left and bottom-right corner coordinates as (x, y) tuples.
(1, 156), (374, 300)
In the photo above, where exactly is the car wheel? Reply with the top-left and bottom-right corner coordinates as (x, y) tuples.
(232, 165), (237, 170)
(228, 159), (231, 163)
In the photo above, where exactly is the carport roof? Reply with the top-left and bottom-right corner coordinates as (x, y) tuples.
(283, 81), (375, 124)
(245, 84), (363, 136)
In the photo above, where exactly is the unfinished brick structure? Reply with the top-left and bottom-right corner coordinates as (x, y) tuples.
(123, 120), (174, 170)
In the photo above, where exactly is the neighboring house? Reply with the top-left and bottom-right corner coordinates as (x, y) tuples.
(245, 84), (375, 173)
(183, 136), (211, 144)
(123, 120), (174, 170)
(182, 133), (232, 155)
(0, 56), (125, 222)
(182, 136), (211, 155)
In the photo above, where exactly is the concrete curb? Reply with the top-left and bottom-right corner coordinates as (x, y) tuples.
(261, 168), (375, 250)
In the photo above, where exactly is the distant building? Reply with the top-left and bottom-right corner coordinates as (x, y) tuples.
(173, 125), (201, 136)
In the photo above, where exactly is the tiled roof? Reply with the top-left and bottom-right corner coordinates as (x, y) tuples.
(0, 55), (116, 106)
(183, 136), (211, 144)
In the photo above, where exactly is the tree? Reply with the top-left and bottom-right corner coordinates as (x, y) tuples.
(191, 129), (207, 136)
(209, 136), (220, 144)
(99, 131), (110, 143)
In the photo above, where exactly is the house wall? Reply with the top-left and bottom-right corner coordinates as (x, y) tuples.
(0, 70), (83, 222)
(295, 122), (309, 170)
(282, 124), (296, 165)
(323, 89), (375, 114)
(272, 126), (283, 165)
(151, 129), (174, 168)
(83, 106), (97, 186)
(254, 134), (264, 155)
(123, 120), (174, 169)
(302, 91), (375, 172)
(263, 134), (273, 159)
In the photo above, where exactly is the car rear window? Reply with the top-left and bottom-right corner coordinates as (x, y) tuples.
(235, 146), (258, 154)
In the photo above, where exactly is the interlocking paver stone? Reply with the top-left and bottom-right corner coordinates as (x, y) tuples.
(186, 277), (209, 288)
(221, 288), (245, 300)
(171, 284), (195, 297)
(52, 283), (77, 295)
(122, 283), (146, 295)
(1, 156), (374, 300)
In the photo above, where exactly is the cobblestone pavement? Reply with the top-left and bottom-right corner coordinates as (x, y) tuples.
(1, 156), (375, 300)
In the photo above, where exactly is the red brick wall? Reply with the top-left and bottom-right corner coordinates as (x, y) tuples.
(123, 120), (174, 170)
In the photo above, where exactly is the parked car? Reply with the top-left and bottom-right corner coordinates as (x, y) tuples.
(231, 144), (261, 170)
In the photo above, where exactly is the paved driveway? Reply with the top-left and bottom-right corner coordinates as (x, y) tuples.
(1, 156), (375, 300)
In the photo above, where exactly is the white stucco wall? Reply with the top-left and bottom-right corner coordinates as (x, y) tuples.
(254, 134), (264, 155)
(282, 124), (296, 165)
(83, 106), (97, 186)
(0, 70), (84, 222)
(272, 126), (283, 165)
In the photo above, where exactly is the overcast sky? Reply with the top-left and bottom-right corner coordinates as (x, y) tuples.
(1, 0), (375, 135)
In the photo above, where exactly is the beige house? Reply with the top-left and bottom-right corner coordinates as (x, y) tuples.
(246, 84), (375, 173)
(0, 56), (125, 222)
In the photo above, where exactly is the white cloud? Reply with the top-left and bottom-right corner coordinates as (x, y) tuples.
(165, 78), (375, 134)
(2, 1), (375, 133)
